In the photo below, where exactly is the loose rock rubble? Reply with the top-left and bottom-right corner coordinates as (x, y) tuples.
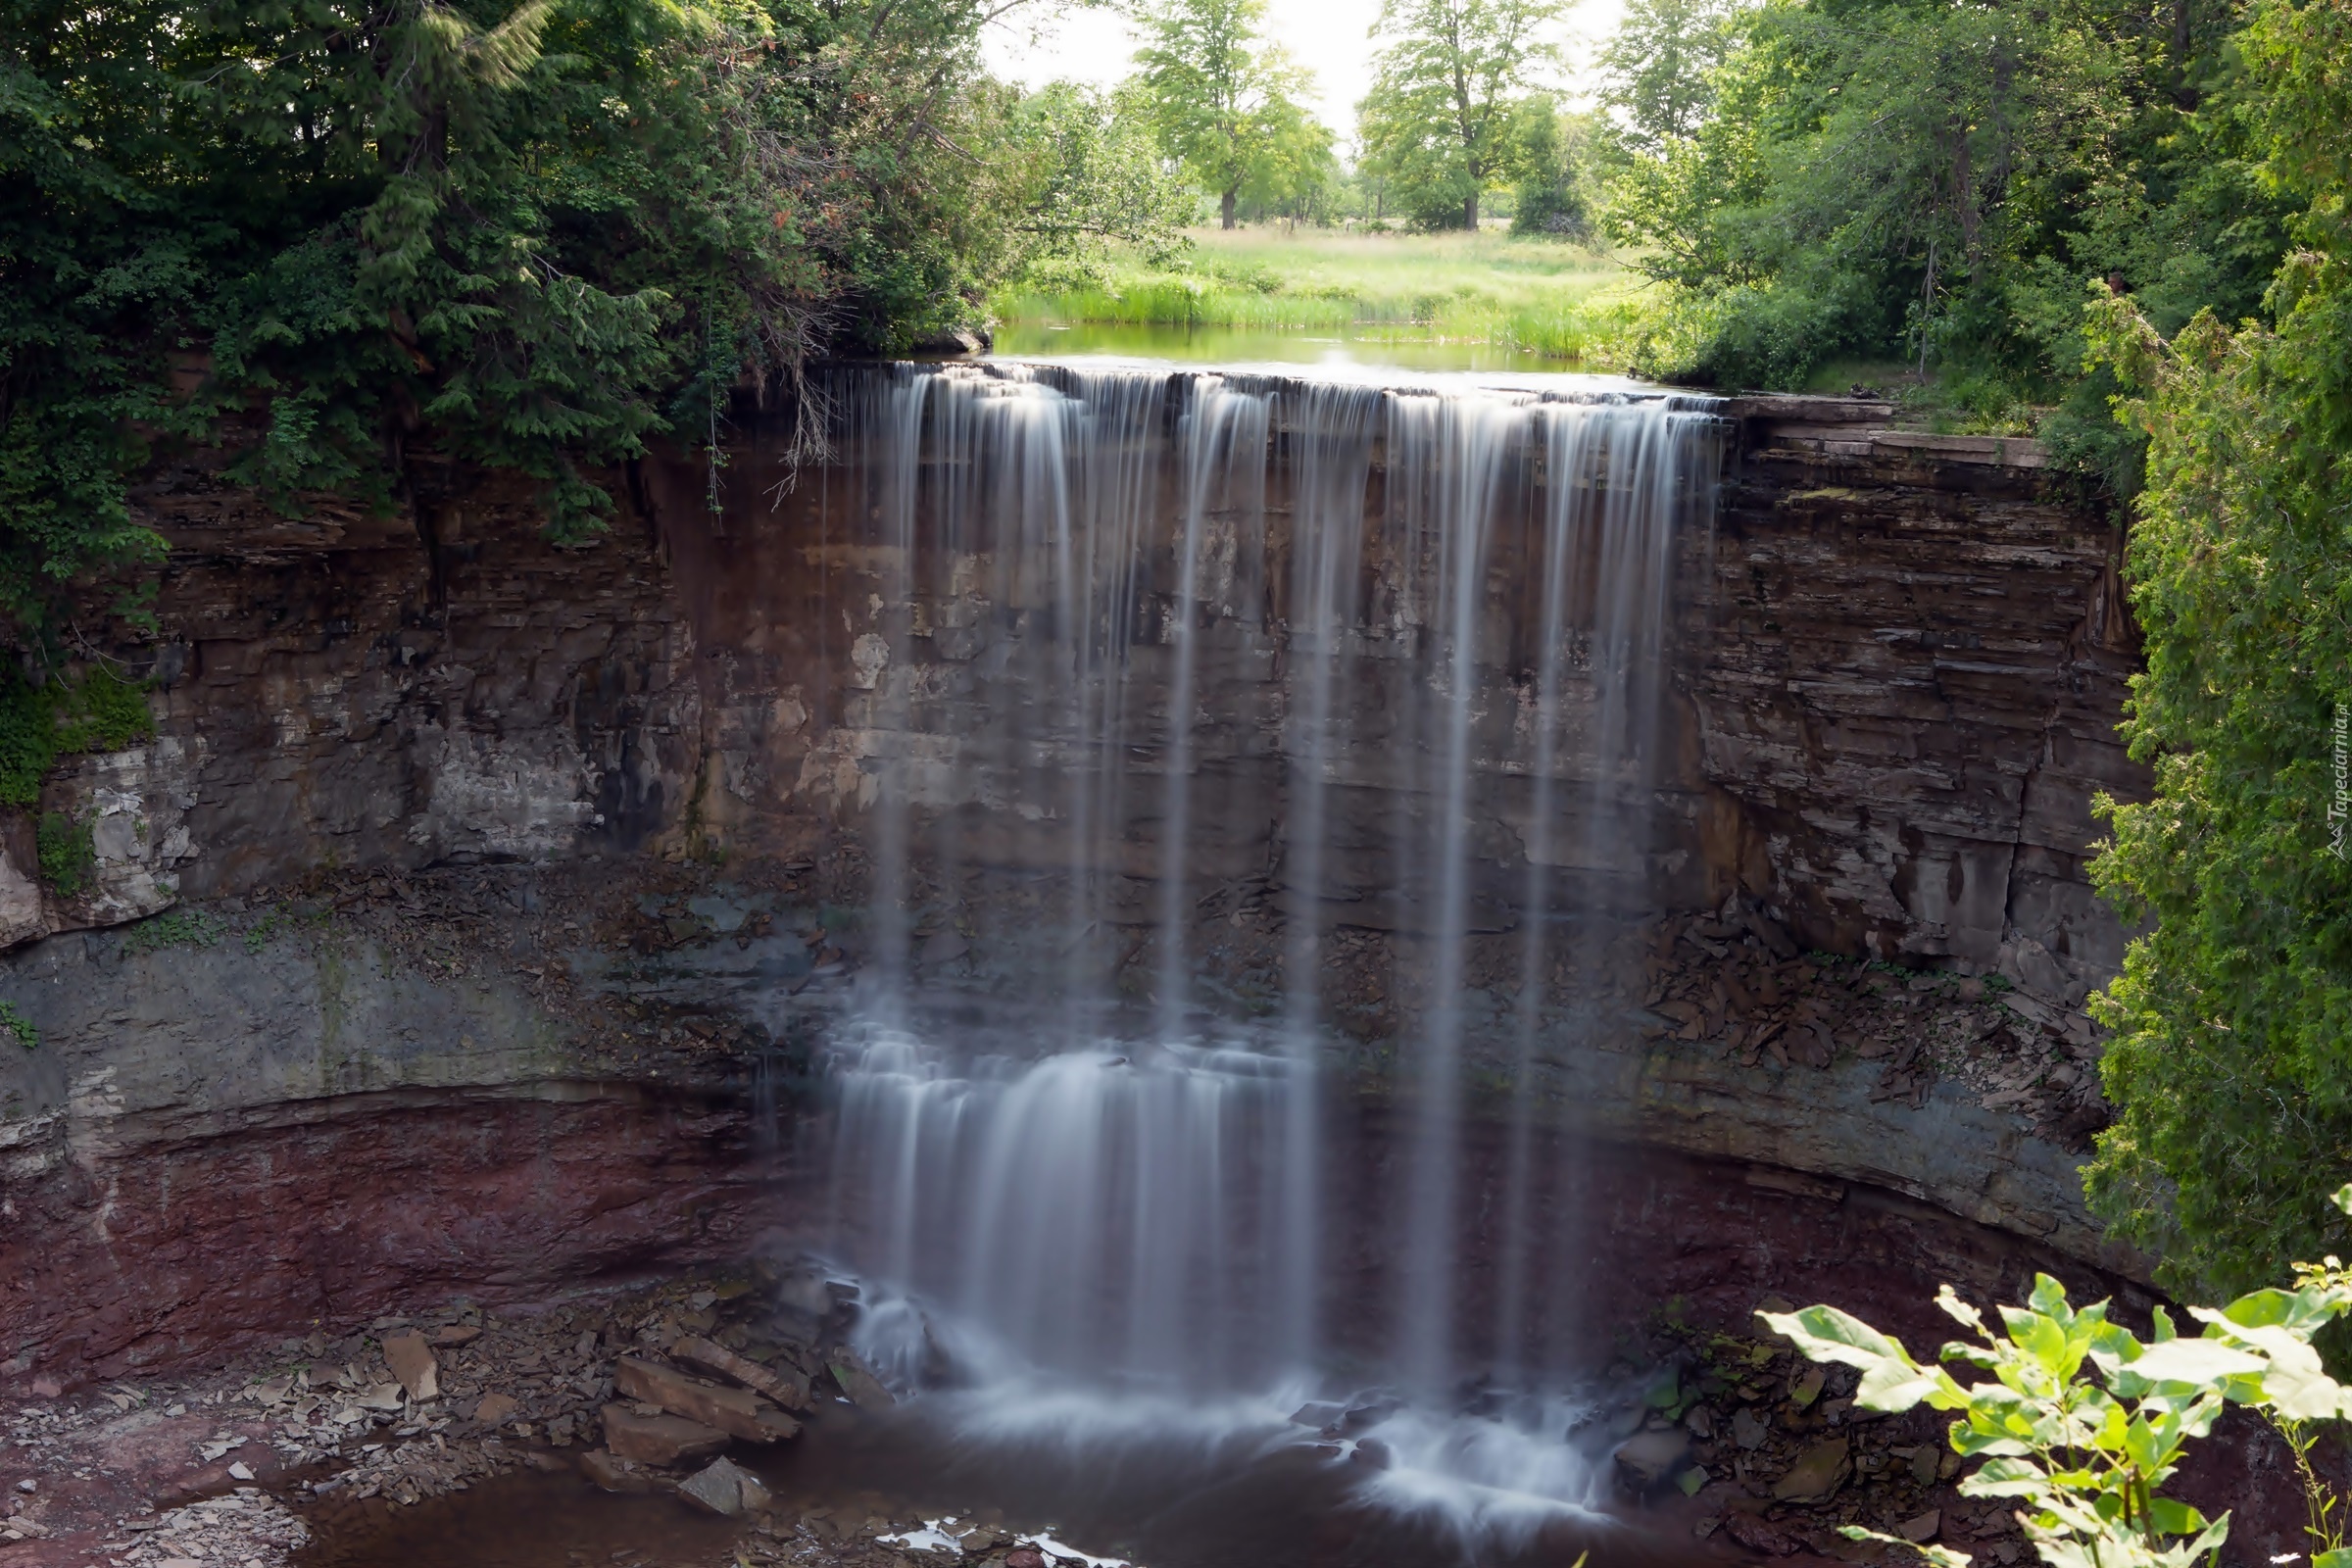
(109, 1487), (310, 1567)
(1614, 1301), (2035, 1563)
(1636, 902), (2114, 1149)
(0, 1257), (1072, 1568)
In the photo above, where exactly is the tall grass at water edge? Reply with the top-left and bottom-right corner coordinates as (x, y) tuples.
(999, 228), (1661, 367)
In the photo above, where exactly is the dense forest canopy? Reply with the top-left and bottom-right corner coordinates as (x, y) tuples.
(0, 0), (1182, 627)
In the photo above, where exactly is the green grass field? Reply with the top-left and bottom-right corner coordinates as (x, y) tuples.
(997, 227), (1661, 367)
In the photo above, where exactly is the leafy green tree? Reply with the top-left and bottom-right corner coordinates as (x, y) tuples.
(1509, 97), (1595, 240)
(1128, 0), (1319, 228)
(1596, 0), (1740, 154)
(1000, 82), (1198, 272)
(1238, 95), (1341, 224)
(1357, 0), (1566, 230)
(2081, 0), (2352, 1298)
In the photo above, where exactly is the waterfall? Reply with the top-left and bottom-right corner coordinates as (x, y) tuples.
(815, 362), (1727, 1526)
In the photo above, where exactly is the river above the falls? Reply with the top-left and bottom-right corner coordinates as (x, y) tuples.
(989, 320), (1622, 374)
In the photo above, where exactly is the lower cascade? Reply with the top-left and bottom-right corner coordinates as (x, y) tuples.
(810, 361), (1732, 1542)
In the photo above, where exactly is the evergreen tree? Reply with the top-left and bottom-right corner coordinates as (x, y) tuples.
(2082, 0), (2352, 1296)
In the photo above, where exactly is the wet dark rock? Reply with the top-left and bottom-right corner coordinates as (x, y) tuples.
(575, 1446), (655, 1494)
(1611, 1428), (1690, 1493)
(672, 1333), (811, 1414)
(614, 1356), (784, 1442)
(823, 1349), (895, 1411)
(1725, 1512), (1805, 1556)
(1771, 1437), (1851, 1502)
(908, 326), (991, 357)
(678, 1454), (770, 1516)
(1732, 1406), (1770, 1449)
(600, 1403), (729, 1467)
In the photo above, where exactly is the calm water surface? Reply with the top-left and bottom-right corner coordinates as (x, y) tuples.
(989, 320), (1617, 375)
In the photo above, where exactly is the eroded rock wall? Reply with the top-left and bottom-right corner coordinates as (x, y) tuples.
(1700, 404), (2142, 1006)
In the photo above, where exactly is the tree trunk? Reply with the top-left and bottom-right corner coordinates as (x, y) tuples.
(1463, 190), (1479, 230)
(1222, 188), (1237, 229)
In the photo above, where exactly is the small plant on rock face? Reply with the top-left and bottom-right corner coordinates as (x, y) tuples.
(1761, 1186), (2352, 1568)
(121, 908), (224, 956)
(0, 1002), (34, 1051)
(34, 811), (94, 896)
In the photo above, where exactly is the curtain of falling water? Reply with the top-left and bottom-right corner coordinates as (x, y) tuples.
(1381, 389), (1536, 1405)
(824, 365), (1727, 1407)
(1156, 380), (1272, 1035)
(1270, 381), (1384, 1380)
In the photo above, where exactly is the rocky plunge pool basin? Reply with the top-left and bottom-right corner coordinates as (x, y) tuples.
(3, 1130), (2156, 1568)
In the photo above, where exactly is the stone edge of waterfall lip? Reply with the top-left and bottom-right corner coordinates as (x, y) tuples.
(962, 353), (1672, 398)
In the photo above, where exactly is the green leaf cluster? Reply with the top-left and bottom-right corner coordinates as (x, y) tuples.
(0, 667), (154, 807)
(34, 809), (93, 896)
(1765, 1218), (2352, 1568)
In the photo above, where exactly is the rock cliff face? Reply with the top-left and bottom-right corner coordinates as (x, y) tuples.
(0, 379), (2147, 1386)
(1701, 401), (2141, 1006)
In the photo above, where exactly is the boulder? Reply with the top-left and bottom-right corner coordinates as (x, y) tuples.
(576, 1448), (654, 1494)
(917, 931), (970, 964)
(1732, 1405), (1770, 1449)
(678, 1455), (771, 1516)
(380, 1332), (438, 1401)
(471, 1392), (519, 1426)
(1612, 1428), (1690, 1493)
(671, 1335), (811, 1413)
(1772, 1437), (1851, 1502)
(615, 1357), (783, 1442)
(1725, 1513), (1803, 1557)
(824, 1349), (894, 1411)
(907, 326), (992, 357)
(601, 1403), (729, 1468)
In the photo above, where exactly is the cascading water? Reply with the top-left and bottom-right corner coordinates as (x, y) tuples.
(814, 361), (1727, 1546)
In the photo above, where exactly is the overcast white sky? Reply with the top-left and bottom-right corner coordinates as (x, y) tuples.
(979, 0), (1628, 150)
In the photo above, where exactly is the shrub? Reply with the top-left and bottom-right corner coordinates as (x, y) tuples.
(1763, 1185), (2352, 1567)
